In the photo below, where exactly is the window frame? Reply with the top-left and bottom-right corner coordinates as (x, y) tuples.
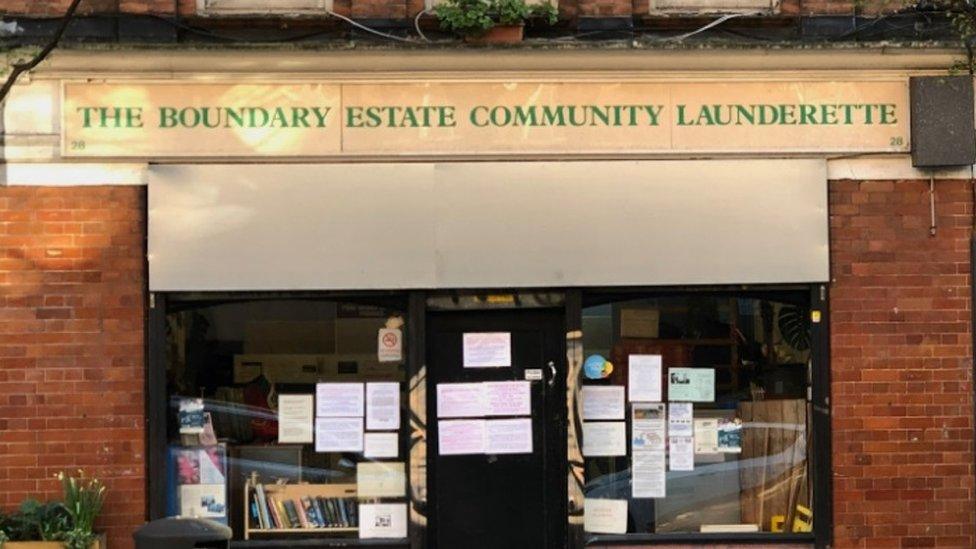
(147, 291), (416, 548)
(147, 285), (831, 548)
(566, 285), (831, 547)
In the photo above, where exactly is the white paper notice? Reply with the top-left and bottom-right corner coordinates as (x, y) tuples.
(377, 328), (403, 363)
(669, 436), (694, 471)
(485, 381), (531, 416)
(485, 418), (533, 454)
(366, 382), (400, 430)
(668, 402), (694, 437)
(436, 383), (487, 418)
(668, 367), (715, 402)
(438, 419), (487, 455)
(364, 432), (399, 458)
(582, 421), (626, 457)
(583, 499), (628, 534)
(628, 355), (662, 402)
(179, 484), (226, 518)
(316, 382), (364, 418)
(632, 450), (666, 498)
(277, 394), (314, 443)
(462, 332), (511, 368)
(359, 503), (407, 539)
(694, 418), (720, 454)
(315, 417), (364, 452)
(631, 403), (666, 452)
(582, 386), (625, 420)
(356, 462), (406, 498)
(197, 450), (225, 484)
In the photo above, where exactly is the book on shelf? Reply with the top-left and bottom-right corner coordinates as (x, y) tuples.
(282, 499), (302, 529)
(280, 497), (293, 528)
(346, 497), (357, 526)
(300, 497), (318, 527)
(254, 484), (270, 529)
(337, 497), (349, 527)
(250, 485), (360, 530)
(274, 497), (286, 529)
(265, 495), (280, 528)
(312, 497), (328, 527)
(326, 498), (339, 527)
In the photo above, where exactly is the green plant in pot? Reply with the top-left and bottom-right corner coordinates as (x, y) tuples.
(435, 0), (558, 44)
(0, 471), (106, 549)
(0, 500), (72, 548)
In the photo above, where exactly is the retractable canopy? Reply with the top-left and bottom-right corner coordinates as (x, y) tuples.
(148, 160), (828, 291)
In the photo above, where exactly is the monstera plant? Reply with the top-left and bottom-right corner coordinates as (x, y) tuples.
(777, 305), (811, 352)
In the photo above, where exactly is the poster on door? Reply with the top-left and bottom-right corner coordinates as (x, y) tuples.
(462, 332), (511, 367)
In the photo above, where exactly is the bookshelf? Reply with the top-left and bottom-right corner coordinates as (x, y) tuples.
(244, 477), (358, 540)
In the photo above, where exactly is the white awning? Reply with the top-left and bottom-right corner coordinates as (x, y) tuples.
(148, 159), (828, 291)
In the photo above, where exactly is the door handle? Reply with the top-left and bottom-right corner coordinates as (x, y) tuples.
(547, 360), (557, 387)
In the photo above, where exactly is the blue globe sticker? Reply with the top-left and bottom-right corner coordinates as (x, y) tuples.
(583, 354), (613, 379)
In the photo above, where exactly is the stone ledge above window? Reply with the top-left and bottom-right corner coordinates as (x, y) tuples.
(196, 0), (335, 16)
(649, 0), (779, 15)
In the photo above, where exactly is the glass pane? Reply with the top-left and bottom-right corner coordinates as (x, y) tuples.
(578, 294), (812, 536)
(164, 298), (408, 541)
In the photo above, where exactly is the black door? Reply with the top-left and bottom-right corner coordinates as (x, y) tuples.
(427, 308), (567, 549)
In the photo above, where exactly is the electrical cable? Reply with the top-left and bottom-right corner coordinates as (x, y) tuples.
(323, 8), (420, 43)
(144, 14), (338, 43)
(143, 11), (418, 44)
(663, 12), (758, 42)
(414, 8), (433, 42)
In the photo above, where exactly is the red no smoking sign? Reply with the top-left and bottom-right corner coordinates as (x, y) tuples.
(378, 328), (403, 362)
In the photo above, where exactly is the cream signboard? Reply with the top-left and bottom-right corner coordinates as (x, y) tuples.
(62, 80), (909, 157)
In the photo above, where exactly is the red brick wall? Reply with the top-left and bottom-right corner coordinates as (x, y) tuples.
(0, 0), (895, 17)
(351, 0), (407, 19)
(578, 0), (632, 17)
(1, 177), (974, 549)
(0, 0), (172, 16)
(0, 186), (146, 549)
(829, 179), (976, 548)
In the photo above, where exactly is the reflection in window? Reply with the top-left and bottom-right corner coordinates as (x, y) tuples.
(579, 293), (812, 536)
(165, 298), (408, 541)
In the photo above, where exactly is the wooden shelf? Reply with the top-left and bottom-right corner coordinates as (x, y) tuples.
(245, 478), (359, 540)
(249, 527), (358, 534)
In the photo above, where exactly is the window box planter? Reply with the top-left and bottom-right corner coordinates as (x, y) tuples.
(3, 533), (106, 549)
(464, 24), (524, 44)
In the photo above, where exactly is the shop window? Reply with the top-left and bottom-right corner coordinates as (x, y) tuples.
(197, 0), (334, 15)
(164, 297), (409, 542)
(577, 293), (813, 538)
(648, 0), (779, 14)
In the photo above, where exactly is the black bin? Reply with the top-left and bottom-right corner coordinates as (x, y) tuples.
(134, 518), (232, 549)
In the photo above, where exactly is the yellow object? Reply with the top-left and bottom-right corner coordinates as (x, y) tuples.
(792, 504), (813, 533)
(770, 504), (812, 533)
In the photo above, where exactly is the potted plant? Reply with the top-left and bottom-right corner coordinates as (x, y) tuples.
(435, 0), (558, 44)
(0, 471), (106, 549)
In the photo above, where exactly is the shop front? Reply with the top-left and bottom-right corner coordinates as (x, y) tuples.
(141, 153), (832, 547)
(11, 52), (970, 548)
